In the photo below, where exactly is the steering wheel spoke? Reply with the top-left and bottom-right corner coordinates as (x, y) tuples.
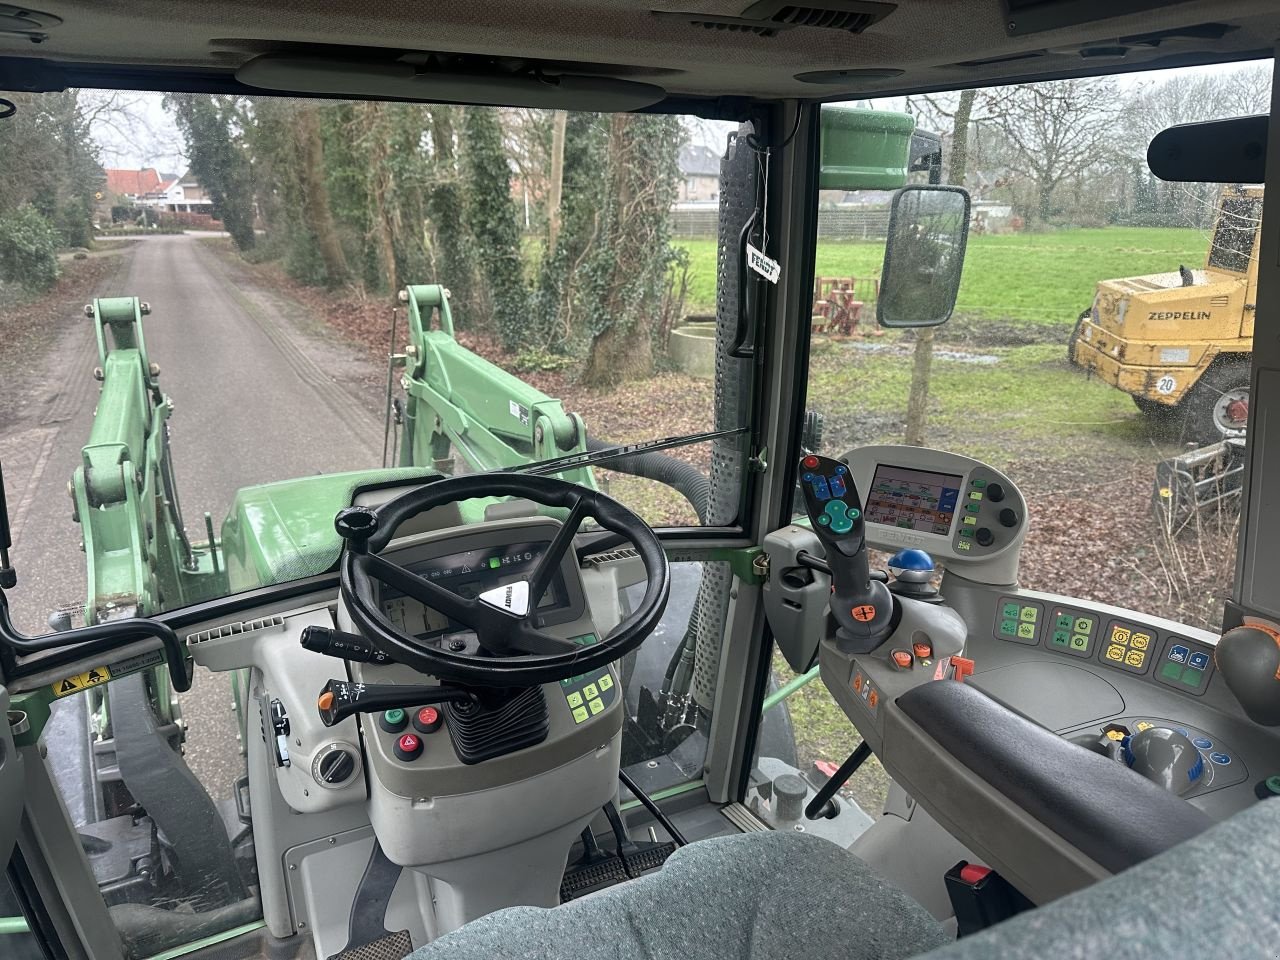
(526, 494), (591, 609)
(506, 624), (582, 656)
(361, 552), (475, 624)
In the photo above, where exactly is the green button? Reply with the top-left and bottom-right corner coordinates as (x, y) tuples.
(1074, 617), (1094, 634)
(1001, 603), (1020, 619)
(1017, 622), (1035, 639)
(384, 708), (405, 725)
(1019, 606), (1038, 623)
(999, 619), (1018, 635)
(959, 528), (973, 538)
(572, 706), (589, 723)
(1056, 615), (1073, 630)
(598, 673), (614, 692)
(969, 491), (983, 501)
(567, 692), (583, 709)
(583, 683), (599, 700)
(1265, 775), (1280, 795)
(963, 515), (977, 526)
(1160, 660), (1183, 681)
(1179, 669), (1203, 688)
(966, 503), (981, 514)
(971, 479), (987, 489)
(1052, 630), (1070, 647)
(1070, 635), (1089, 651)
(589, 697), (605, 715)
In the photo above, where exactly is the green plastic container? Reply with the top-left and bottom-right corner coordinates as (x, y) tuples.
(819, 106), (916, 190)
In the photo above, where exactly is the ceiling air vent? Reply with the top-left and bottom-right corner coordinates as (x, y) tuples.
(655, 0), (893, 38)
(0, 4), (61, 43)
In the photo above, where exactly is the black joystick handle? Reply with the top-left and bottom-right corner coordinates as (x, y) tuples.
(798, 455), (895, 651)
(315, 678), (477, 726)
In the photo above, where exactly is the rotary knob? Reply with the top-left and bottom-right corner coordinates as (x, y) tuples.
(312, 743), (359, 788)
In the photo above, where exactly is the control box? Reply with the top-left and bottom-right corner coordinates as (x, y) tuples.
(841, 445), (1028, 584)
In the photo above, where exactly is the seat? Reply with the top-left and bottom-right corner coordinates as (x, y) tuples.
(406, 830), (948, 960)
(405, 797), (1280, 960)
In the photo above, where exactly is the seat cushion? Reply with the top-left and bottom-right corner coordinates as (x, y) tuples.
(406, 830), (949, 960)
(918, 798), (1280, 960)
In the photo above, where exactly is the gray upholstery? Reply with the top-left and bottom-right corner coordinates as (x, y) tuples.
(407, 798), (1280, 960)
(920, 798), (1280, 960)
(405, 830), (948, 960)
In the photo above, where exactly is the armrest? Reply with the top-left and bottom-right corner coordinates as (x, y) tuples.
(896, 680), (1212, 875)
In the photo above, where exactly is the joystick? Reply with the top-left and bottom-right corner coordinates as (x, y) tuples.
(798, 454), (895, 651)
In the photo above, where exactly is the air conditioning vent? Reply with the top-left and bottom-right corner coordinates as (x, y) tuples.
(654, 0), (892, 38)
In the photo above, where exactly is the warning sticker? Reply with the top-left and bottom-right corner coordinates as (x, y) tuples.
(509, 400), (530, 426)
(52, 665), (112, 698)
(1155, 375), (1177, 395)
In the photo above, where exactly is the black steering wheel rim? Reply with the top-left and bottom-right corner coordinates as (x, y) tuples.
(339, 472), (670, 686)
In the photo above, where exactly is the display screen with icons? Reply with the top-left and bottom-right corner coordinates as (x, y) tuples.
(380, 540), (567, 638)
(865, 464), (963, 535)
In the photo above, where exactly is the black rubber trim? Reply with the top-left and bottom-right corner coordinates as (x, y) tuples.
(896, 680), (1213, 875)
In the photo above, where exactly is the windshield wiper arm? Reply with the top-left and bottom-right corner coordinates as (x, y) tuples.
(500, 427), (749, 478)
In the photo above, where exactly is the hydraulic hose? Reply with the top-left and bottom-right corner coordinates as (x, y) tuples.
(585, 438), (710, 524)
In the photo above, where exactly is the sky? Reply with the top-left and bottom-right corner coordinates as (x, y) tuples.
(88, 58), (1273, 175)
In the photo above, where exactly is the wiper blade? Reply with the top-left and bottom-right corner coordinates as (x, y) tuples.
(501, 427), (748, 478)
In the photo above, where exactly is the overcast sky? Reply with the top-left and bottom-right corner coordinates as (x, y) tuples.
(89, 58), (1273, 174)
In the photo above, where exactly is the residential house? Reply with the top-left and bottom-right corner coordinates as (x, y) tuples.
(678, 145), (719, 203)
(102, 168), (215, 215)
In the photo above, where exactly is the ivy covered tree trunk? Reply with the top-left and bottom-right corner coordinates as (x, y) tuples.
(167, 94), (256, 251)
(427, 106), (479, 322)
(580, 113), (681, 388)
(295, 104), (349, 285)
(463, 108), (529, 350)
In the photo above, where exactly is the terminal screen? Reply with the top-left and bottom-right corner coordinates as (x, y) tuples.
(865, 464), (962, 535)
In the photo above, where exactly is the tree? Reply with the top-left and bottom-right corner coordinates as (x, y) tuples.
(294, 104), (349, 285)
(463, 108), (529, 350)
(579, 113), (682, 387)
(425, 105), (480, 321)
(983, 77), (1124, 223)
(166, 94), (257, 250)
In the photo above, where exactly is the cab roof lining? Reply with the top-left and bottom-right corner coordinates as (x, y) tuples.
(0, 0), (1276, 104)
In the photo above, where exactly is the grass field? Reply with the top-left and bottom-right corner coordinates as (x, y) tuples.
(678, 226), (1207, 324)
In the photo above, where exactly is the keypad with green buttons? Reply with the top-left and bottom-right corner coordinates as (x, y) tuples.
(1045, 606), (1097, 658)
(816, 499), (861, 535)
(994, 597), (1043, 645)
(559, 633), (618, 723)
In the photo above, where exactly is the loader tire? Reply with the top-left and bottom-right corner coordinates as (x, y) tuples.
(1066, 308), (1090, 362)
(1177, 359), (1251, 445)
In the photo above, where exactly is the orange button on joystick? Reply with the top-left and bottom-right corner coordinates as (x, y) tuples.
(890, 649), (914, 671)
(912, 640), (933, 660)
(317, 691), (335, 711)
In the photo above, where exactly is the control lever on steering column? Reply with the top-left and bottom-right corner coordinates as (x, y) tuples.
(798, 454), (895, 652)
(315, 678), (478, 727)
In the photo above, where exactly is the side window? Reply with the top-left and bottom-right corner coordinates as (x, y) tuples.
(761, 62), (1271, 819)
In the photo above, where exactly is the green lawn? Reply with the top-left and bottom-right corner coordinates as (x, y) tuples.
(678, 226), (1206, 324)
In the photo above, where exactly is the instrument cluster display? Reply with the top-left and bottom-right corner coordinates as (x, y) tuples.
(380, 540), (566, 639)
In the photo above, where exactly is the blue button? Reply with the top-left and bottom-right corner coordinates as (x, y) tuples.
(830, 474), (847, 497)
(1188, 651), (1210, 670)
(803, 473), (813, 482)
(1175, 727), (1189, 737)
(836, 465), (847, 474)
(1168, 644), (1189, 664)
(1193, 737), (1213, 750)
(1210, 752), (1231, 765)
(813, 476), (831, 500)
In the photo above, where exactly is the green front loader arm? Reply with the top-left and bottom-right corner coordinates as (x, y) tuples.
(71, 297), (226, 624)
(397, 284), (597, 491)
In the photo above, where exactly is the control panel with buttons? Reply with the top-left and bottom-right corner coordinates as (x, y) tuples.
(559, 633), (618, 724)
(1045, 606), (1097, 658)
(1156, 636), (1215, 695)
(1071, 716), (1247, 798)
(1099, 618), (1155, 675)
(994, 597), (1044, 645)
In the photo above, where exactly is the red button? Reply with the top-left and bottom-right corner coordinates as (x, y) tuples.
(394, 733), (423, 761)
(413, 706), (442, 734)
(891, 649), (914, 670)
(802, 455), (819, 469)
(912, 641), (933, 659)
(959, 864), (991, 885)
(951, 656), (975, 683)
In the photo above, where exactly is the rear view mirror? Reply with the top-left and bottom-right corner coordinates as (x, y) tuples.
(877, 185), (970, 329)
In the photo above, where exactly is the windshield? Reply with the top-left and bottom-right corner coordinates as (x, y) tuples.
(0, 93), (750, 629)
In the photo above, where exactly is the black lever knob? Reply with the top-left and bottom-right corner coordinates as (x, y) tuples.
(1216, 625), (1280, 725)
(334, 506), (379, 554)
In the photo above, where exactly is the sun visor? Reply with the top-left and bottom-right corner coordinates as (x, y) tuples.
(236, 55), (667, 111)
(1147, 115), (1267, 184)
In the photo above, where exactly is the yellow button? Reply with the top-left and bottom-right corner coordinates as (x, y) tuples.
(1105, 729), (1125, 741)
(1105, 644), (1125, 662)
(572, 706), (589, 723)
(1125, 650), (1145, 668)
(963, 515), (977, 525)
(583, 683), (599, 700)
(567, 692), (583, 708)
(589, 697), (605, 715)
(1017, 623), (1035, 639)
(1136, 721), (1153, 731)
(1111, 626), (1131, 645)
(598, 673), (614, 692)
(1130, 633), (1150, 651)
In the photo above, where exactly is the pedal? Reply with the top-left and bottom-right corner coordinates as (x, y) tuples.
(327, 930), (412, 960)
(620, 840), (676, 876)
(559, 855), (629, 902)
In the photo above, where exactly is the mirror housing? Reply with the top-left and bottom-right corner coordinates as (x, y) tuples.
(877, 185), (970, 329)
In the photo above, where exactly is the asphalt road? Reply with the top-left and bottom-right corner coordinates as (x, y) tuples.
(0, 234), (385, 803)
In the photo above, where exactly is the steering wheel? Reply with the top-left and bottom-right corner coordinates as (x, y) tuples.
(337, 473), (670, 687)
